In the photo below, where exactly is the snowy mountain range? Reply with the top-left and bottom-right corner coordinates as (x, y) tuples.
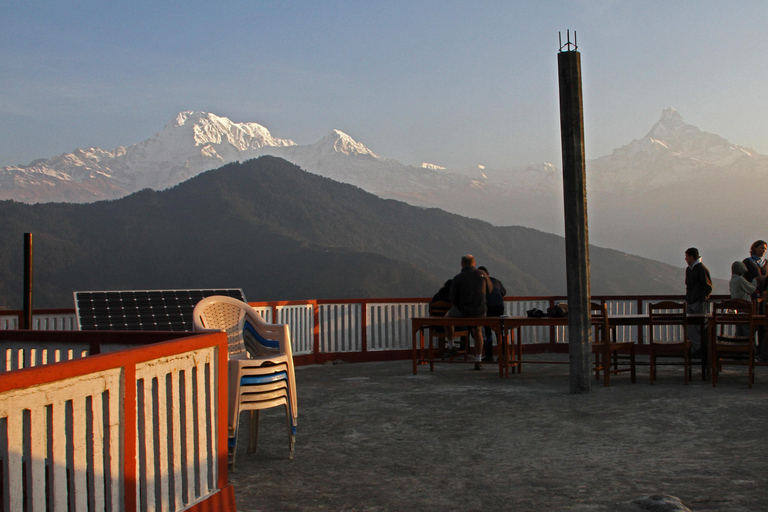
(1, 108), (764, 278)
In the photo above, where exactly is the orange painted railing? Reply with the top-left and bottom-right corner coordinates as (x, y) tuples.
(3, 295), (732, 369)
(0, 330), (235, 512)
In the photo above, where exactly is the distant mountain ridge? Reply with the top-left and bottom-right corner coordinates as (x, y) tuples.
(2, 108), (764, 277)
(0, 157), (690, 309)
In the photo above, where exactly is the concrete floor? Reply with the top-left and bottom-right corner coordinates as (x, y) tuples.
(229, 354), (768, 512)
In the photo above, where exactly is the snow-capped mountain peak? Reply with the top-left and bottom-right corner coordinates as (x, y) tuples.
(314, 129), (380, 158)
(169, 111), (295, 150)
(645, 107), (700, 143)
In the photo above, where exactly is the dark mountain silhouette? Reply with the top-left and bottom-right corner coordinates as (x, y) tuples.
(0, 156), (689, 309)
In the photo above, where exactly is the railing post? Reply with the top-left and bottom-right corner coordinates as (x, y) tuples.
(312, 301), (320, 362)
(217, 335), (229, 491)
(124, 364), (137, 512)
(361, 301), (368, 353)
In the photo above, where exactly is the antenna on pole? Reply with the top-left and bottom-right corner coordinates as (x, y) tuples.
(559, 30), (578, 52)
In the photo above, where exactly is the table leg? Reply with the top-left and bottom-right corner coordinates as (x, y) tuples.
(495, 325), (503, 377)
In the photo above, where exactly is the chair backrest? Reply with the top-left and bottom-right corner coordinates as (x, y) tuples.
(193, 295), (284, 358)
(648, 300), (688, 344)
(428, 300), (452, 316)
(590, 302), (610, 343)
(428, 300), (469, 336)
(711, 298), (755, 337)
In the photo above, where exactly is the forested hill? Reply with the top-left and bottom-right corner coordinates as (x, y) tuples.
(0, 156), (687, 309)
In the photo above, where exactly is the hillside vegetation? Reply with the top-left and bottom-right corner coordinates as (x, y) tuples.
(0, 156), (689, 309)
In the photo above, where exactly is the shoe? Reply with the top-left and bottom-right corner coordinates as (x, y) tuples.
(474, 363), (483, 370)
(443, 347), (460, 359)
(757, 354), (768, 363)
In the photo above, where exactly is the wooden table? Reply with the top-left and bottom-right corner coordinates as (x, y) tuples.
(499, 315), (645, 375)
(411, 316), (513, 377)
(500, 314), (714, 375)
(413, 313), (719, 378)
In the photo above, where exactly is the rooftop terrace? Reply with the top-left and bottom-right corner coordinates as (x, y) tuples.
(2, 295), (765, 511)
(230, 356), (768, 512)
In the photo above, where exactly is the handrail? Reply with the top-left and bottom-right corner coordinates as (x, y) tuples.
(0, 330), (234, 511)
(1, 294), (729, 367)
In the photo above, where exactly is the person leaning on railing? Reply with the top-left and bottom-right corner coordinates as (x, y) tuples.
(685, 247), (712, 360)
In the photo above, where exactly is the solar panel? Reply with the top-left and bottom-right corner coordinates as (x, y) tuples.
(74, 288), (246, 331)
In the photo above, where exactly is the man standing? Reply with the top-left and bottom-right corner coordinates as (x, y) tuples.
(743, 240), (768, 361)
(685, 247), (713, 359)
(444, 254), (492, 370)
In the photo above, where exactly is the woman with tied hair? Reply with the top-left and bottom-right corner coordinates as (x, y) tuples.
(730, 260), (757, 300)
(742, 240), (768, 362)
(730, 260), (757, 339)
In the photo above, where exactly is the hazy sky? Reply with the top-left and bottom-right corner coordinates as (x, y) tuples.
(2, 1), (767, 169)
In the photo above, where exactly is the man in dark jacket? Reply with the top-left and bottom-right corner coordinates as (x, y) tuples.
(685, 247), (712, 358)
(444, 254), (492, 369)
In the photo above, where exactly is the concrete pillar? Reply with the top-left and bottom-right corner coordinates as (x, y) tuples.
(557, 42), (592, 393)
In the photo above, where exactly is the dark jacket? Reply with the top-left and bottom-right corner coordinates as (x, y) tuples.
(450, 266), (490, 317)
(486, 277), (507, 312)
(685, 261), (713, 304)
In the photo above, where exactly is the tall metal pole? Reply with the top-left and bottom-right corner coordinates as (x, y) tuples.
(23, 233), (33, 330)
(557, 33), (592, 393)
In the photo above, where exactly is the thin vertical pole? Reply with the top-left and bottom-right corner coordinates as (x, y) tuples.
(558, 40), (592, 393)
(23, 233), (33, 330)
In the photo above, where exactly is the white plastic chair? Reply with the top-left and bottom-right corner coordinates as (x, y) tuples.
(193, 295), (297, 467)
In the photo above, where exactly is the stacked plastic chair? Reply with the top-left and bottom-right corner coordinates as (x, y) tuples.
(193, 296), (297, 468)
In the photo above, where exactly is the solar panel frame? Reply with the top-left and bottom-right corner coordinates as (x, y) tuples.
(74, 288), (246, 331)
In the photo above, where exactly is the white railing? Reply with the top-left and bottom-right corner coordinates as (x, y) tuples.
(2, 341), (89, 372)
(275, 304), (315, 356)
(0, 332), (230, 512)
(367, 302), (428, 351)
(0, 368), (123, 511)
(0, 313), (78, 331)
(1, 295), (705, 366)
(134, 347), (218, 511)
(318, 302), (362, 353)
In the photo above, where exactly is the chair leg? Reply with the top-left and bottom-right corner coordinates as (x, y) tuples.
(649, 352), (655, 385)
(228, 413), (241, 469)
(593, 352), (600, 380)
(247, 410), (260, 454)
(285, 404), (295, 460)
(630, 347), (636, 383)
